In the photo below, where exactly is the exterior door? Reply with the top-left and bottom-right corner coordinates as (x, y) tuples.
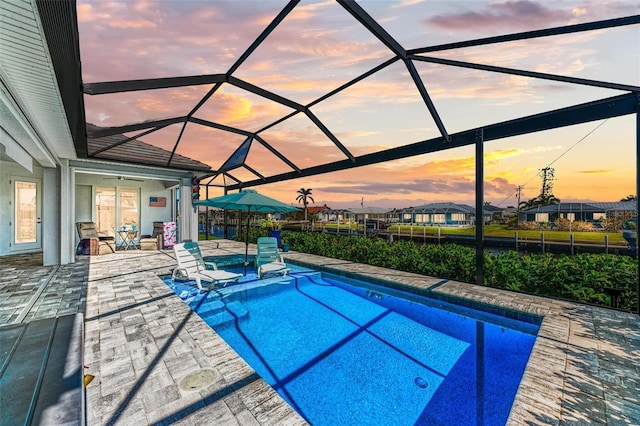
(11, 177), (42, 252)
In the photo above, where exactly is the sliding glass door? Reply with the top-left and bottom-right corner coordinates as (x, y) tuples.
(95, 187), (139, 237)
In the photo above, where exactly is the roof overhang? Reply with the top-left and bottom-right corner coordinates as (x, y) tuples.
(0, 0), (84, 169)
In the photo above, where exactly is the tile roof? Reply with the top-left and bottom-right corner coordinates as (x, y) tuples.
(86, 123), (211, 172)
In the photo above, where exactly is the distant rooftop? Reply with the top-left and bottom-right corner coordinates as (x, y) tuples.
(521, 201), (637, 213)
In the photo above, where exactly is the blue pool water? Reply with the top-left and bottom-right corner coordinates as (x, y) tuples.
(166, 265), (539, 425)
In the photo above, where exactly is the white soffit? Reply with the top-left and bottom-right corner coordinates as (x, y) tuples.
(0, 0), (76, 167)
(0, 125), (32, 171)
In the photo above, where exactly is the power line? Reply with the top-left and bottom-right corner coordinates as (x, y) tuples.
(495, 118), (609, 207)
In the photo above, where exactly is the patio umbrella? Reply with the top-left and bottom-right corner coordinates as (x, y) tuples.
(195, 189), (298, 274)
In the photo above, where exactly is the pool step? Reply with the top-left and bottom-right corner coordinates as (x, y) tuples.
(193, 300), (226, 317)
(197, 301), (249, 327)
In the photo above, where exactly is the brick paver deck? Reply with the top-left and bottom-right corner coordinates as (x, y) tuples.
(1, 240), (638, 424)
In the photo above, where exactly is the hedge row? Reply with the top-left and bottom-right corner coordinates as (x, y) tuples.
(236, 229), (638, 311)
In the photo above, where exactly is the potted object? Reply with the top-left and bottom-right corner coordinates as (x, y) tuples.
(261, 218), (282, 248)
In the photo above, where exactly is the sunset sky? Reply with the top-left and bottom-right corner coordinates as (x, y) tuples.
(77, 0), (639, 209)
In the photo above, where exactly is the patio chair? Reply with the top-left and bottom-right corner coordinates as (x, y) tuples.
(255, 237), (290, 279)
(139, 221), (164, 250)
(75, 222), (115, 255)
(172, 242), (241, 290)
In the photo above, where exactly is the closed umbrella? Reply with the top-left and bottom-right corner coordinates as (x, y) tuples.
(195, 189), (298, 273)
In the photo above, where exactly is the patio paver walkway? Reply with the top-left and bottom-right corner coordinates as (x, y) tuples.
(0, 240), (638, 424)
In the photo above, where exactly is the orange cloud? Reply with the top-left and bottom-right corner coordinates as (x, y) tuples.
(77, 3), (111, 22)
(194, 87), (295, 130)
(576, 170), (615, 174)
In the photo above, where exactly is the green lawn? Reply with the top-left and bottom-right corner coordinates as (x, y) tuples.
(320, 223), (627, 244)
(387, 224), (626, 244)
(198, 235), (222, 240)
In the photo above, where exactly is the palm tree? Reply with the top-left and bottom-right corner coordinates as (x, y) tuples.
(519, 194), (561, 210)
(296, 188), (315, 221)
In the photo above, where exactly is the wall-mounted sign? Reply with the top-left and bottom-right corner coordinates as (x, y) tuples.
(149, 196), (166, 207)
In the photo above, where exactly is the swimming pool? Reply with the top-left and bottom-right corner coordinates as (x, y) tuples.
(166, 265), (539, 425)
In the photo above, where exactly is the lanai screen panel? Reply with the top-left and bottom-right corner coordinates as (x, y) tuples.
(83, 85), (213, 128)
(413, 61), (629, 134)
(77, 1), (286, 81)
(232, 0), (392, 105)
(310, 60), (443, 156)
(174, 124), (249, 170)
(194, 85), (297, 134)
(78, 0), (639, 196)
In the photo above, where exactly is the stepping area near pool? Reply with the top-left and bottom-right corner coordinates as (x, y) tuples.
(0, 239), (638, 425)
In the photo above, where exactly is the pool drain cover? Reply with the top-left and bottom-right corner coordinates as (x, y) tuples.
(414, 377), (429, 389)
(179, 369), (218, 391)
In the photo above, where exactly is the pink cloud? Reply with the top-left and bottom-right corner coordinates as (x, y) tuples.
(108, 19), (156, 29)
(425, 1), (572, 32)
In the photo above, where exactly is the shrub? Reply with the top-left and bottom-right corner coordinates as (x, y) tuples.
(282, 230), (638, 311)
(518, 221), (539, 230)
(571, 221), (595, 232)
(553, 218), (572, 231)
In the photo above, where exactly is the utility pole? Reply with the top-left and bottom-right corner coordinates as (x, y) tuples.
(515, 185), (524, 227)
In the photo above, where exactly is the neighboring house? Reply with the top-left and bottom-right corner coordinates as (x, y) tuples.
(396, 203), (508, 226)
(316, 207), (392, 223)
(316, 208), (350, 222)
(483, 204), (507, 223)
(519, 201), (637, 224)
(501, 206), (518, 218)
(342, 207), (392, 223)
(397, 203), (476, 226)
(0, 3), (208, 265)
(306, 206), (327, 218)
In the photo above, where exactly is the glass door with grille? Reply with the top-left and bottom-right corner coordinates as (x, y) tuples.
(11, 178), (41, 252)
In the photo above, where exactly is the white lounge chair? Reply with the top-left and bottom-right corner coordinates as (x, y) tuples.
(172, 242), (241, 290)
(255, 237), (290, 279)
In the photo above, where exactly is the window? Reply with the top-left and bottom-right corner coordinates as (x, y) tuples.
(96, 187), (139, 236)
(566, 213), (576, 222)
(535, 213), (549, 222)
(593, 212), (606, 220)
(432, 214), (445, 223)
(451, 213), (465, 222)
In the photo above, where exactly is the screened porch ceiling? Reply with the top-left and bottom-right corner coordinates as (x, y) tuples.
(80, 1), (640, 193)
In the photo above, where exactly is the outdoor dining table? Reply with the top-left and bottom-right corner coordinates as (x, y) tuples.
(116, 229), (138, 250)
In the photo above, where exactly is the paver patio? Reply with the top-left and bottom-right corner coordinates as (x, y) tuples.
(0, 240), (638, 424)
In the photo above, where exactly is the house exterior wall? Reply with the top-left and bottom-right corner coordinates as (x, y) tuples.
(523, 212), (603, 223)
(43, 166), (61, 266)
(73, 173), (178, 244)
(0, 158), (200, 263)
(406, 212), (473, 226)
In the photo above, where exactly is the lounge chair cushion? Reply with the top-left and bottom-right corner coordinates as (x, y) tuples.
(140, 222), (164, 250)
(75, 222), (115, 255)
